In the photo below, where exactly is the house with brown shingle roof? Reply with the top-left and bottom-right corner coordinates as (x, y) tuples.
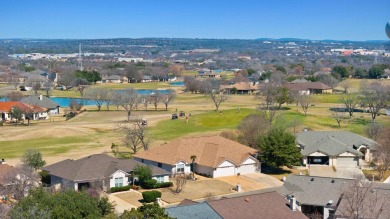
(133, 136), (259, 178)
(284, 82), (332, 95)
(0, 101), (48, 121)
(42, 154), (170, 191)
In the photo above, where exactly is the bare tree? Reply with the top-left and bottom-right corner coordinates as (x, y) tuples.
(208, 90), (229, 111)
(365, 123), (384, 141)
(340, 93), (359, 118)
(125, 64), (142, 83)
(116, 117), (149, 153)
(259, 82), (276, 109)
(337, 177), (389, 219)
(160, 90), (176, 111)
(116, 88), (139, 121)
(72, 78), (89, 97)
(7, 71), (21, 90)
(257, 103), (280, 123)
(373, 128), (390, 180)
(0, 164), (40, 201)
(297, 95), (312, 116)
(360, 81), (389, 122)
(174, 176), (187, 194)
(238, 114), (270, 148)
(57, 67), (77, 89)
(43, 81), (54, 97)
(331, 106), (347, 128)
(84, 87), (109, 111)
(339, 80), (350, 93)
(149, 91), (161, 111)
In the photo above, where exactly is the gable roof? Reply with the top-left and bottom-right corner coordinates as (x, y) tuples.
(166, 202), (222, 219)
(220, 82), (259, 91)
(278, 175), (354, 207)
(42, 154), (169, 182)
(0, 101), (47, 113)
(284, 82), (332, 91)
(297, 131), (375, 156)
(207, 191), (308, 219)
(21, 95), (59, 109)
(133, 136), (258, 168)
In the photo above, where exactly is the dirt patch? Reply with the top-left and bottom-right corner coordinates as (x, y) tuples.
(158, 178), (234, 204)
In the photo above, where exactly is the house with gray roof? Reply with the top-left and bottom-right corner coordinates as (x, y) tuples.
(166, 191), (308, 219)
(279, 175), (354, 219)
(43, 154), (170, 191)
(166, 202), (222, 219)
(21, 95), (60, 114)
(297, 131), (376, 168)
(101, 75), (127, 83)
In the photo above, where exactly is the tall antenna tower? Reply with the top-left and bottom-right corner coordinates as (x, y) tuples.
(78, 43), (84, 71)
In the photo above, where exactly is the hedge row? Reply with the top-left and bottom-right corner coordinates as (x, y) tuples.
(110, 185), (131, 193)
(142, 180), (173, 189)
(142, 191), (162, 203)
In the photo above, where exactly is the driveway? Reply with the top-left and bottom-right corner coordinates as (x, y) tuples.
(308, 166), (337, 177)
(217, 173), (283, 192)
(308, 165), (366, 179)
(107, 191), (141, 214)
(336, 167), (365, 179)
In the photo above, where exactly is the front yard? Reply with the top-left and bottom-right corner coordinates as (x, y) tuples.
(362, 169), (390, 182)
(157, 178), (234, 204)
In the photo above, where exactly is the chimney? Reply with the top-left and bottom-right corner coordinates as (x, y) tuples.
(0, 159), (6, 164)
(290, 197), (297, 211)
(39, 95), (43, 100)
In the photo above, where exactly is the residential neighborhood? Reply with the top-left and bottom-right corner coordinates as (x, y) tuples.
(0, 1), (390, 219)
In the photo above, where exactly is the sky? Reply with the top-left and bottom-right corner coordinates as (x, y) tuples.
(0, 0), (389, 41)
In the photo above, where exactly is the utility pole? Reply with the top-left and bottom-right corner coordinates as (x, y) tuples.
(78, 43), (84, 71)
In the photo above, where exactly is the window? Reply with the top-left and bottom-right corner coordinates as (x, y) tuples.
(177, 163), (185, 173)
(158, 162), (162, 168)
(155, 176), (164, 183)
(141, 159), (144, 163)
(114, 177), (123, 187)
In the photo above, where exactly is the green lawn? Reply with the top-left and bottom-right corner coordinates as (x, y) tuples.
(0, 135), (103, 158)
(149, 108), (255, 140)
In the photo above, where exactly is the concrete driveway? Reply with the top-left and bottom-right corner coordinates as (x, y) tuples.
(308, 166), (337, 177)
(107, 191), (141, 214)
(217, 173), (283, 192)
(308, 165), (365, 179)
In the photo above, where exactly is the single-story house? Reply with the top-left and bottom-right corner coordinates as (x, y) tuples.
(42, 154), (170, 191)
(133, 136), (260, 178)
(141, 75), (154, 83)
(101, 75), (124, 83)
(284, 82), (333, 95)
(166, 191), (308, 219)
(278, 175), (354, 219)
(21, 95), (60, 115)
(297, 131), (376, 168)
(220, 82), (260, 95)
(0, 101), (48, 121)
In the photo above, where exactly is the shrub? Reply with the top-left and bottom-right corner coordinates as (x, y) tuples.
(0, 120), (4, 126)
(39, 171), (51, 185)
(142, 179), (157, 189)
(142, 191), (161, 203)
(154, 182), (173, 188)
(110, 185), (131, 193)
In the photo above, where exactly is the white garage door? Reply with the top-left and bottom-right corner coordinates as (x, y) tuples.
(238, 164), (257, 175)
(214, 166), (235, 177)
(337, 157), (358, 167)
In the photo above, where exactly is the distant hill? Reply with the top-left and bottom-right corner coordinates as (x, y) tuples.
(256, 38), (387, 43)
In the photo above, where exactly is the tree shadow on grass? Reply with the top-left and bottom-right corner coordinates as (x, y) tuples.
(261, 165), (292, 175)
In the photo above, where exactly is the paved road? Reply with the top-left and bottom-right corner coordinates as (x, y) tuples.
(217, 173), (283, 192)
(308, 165), (365, 179)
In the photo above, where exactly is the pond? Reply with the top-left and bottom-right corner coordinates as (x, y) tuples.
(51, 89), (171, 107)
(169, 81), (185, 86)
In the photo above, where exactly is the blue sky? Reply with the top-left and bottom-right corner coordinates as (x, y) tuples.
(0, 0), (389, 40)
